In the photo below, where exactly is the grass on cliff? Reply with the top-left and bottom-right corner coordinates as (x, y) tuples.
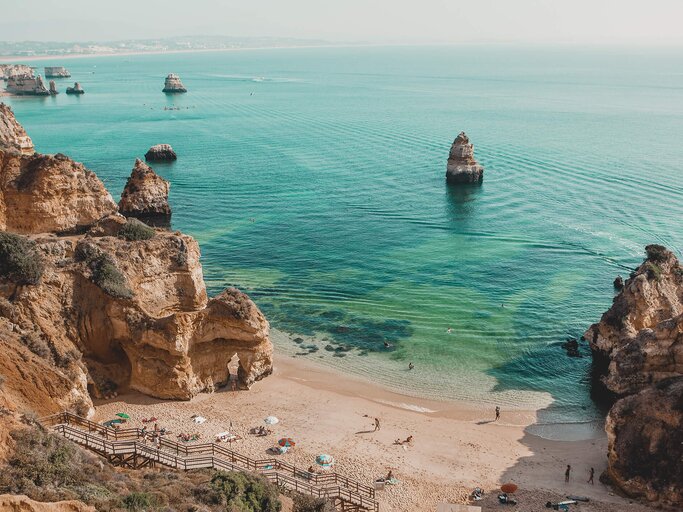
(75, 240), (133, 299)
(0, 424), (287, 512)
(119, 218), (155, 241)
(0, 232), (44, 285)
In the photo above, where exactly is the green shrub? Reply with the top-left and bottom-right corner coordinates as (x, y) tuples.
(644, 262), (662, 281)
(645, 244), (670, 263)
(292, 493), (335, 512)
(0, 232), (44, 285)
(206, 471), (281, 512)
(119, 219), (155, 241)
(90, 253), (133, 299)
(20, 332), (52, 360)
(74, 240), (103, 263)
(122, 492), (158, 511)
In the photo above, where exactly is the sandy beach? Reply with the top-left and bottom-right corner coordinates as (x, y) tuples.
(95, 353), (647, 512)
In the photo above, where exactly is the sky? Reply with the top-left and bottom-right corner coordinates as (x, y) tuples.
(1, 0), (682, 45)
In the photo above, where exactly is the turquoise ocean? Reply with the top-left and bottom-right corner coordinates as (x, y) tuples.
(6, 46), (683, 429)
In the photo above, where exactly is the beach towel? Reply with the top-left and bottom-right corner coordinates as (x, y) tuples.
(193, 416), (206, 424)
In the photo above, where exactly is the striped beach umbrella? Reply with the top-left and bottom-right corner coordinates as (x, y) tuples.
(315, 454), (334, 468)
(278, 438), (295, 447)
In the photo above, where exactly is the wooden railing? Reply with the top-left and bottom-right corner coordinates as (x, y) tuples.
(43, 412), (379, 511)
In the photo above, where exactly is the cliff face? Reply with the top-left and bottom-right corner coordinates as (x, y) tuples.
(586, 245), (683, 507)
(119, 159), (171, 223)
(0, 103), (273, 416)
(0, 103), (34, 155)
(0, 151), (118, 234)
(585, 245), (683, 396)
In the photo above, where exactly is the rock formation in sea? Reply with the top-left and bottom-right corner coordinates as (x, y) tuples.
(145, 143), (177, 162)
(44, 66), (71, 78)
(66, 82), (84, 95)
(5, 74), (50, 96)
(162, 73), (187, 93)
(49, 80), (58, 95)
(585, 244), (683, 507)
(119, 158), (171, 226)
(446, 131), (484, 184)
(0, 103), (34, 155)
(0, 103), (273, 418)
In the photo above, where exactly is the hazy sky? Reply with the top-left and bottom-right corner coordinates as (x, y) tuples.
(2, 0), (682, 45)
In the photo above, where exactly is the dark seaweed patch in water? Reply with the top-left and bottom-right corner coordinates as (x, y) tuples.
(256, 300), (413, 353)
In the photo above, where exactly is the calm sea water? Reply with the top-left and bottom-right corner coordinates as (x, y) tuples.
(6, 46), (683, 426)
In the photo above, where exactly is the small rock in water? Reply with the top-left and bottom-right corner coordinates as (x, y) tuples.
(145, 144), (177, 162)
(446, 131), (484, 184)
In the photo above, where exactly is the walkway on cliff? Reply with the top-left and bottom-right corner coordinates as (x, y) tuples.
(41, 412), (379, 512)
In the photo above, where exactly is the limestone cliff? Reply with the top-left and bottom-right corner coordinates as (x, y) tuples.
(585, 245), (683, 507)
(0, 103), (273, 417)
(0, 151), (118, 234)
(585, 244), (683, 396)
(0, 494), (95, 512)
(119, 159), (171, 225)
(0, 104), (34, 155)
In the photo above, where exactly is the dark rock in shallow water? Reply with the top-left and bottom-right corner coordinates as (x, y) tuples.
(145, 144), (177, 162)
(561, 337), (581, 357)
(613, 275), (624, 290)
(65, 82), (84, 95)
(446, 131), (484, 184)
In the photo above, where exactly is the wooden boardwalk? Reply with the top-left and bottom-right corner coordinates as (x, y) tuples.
(42, 412), (379, 512)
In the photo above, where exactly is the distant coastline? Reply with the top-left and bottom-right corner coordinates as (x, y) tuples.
(0, 44), (365, 63)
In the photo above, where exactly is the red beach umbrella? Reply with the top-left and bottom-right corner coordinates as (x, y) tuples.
(278, 438), (296, 448)
(501, 483), (518, 494)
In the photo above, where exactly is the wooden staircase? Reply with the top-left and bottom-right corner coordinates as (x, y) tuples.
(41, 412), (379, 512)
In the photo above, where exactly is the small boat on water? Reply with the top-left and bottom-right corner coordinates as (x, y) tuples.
(66, 82), (84, 95)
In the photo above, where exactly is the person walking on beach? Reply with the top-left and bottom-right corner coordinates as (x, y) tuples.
(588, 467), (594, 485)
(374, 417), (381, 431)
(565, 464), (571, 483)
(495, 406), (500, 421)
(408, 362), (414, 370)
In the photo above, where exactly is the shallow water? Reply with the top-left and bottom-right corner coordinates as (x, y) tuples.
(6, 45), (683, 423)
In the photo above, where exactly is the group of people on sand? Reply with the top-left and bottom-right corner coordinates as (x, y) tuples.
(394, 435), (413, 445)
(565, 465), (595, 485)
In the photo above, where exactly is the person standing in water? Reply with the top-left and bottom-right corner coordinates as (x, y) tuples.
(565, 465), (571, 483)
(588, 467), (594, 485)
(495, 406), (500, 421)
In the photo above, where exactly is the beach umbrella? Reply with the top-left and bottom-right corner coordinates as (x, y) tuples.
(116, 413), (130, 419)
(278, 438), (295, 447)
(264, 416), (279, 425)
(501, 483), (518, 494)
(315, 454), (334, 468)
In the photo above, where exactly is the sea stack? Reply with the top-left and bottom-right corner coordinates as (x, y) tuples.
(5, 74), (49, 96)
(145, 143), (177, 162)
(44, 66), (71, 78)
(162, 73), (187, 93)
(49, 80), (58, 95)
(66, 82), (84, 95)
(119, 158), (171, 227)
(446, 131), (484, 184)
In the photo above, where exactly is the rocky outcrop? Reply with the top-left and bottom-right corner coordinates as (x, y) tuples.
(585, 245), (683, 396)
(0, 108), (273, 416)
(162, 73), (187, 93)
(0, 104), (34, 155)
(0, 64), (34, 81)
(49, 80), (58, 95)
(0, 494), (95, 512)
(0, 151), (118, 234)
(144, 144), (177, 162)
(66, 83), (84, 95)
(6, 75), (49, 96)
(44, 66), (71, 78)
(446, 132), (484, 184)
(586, 245), (683, 507)
(119, 159), (171, 226)
(604, 377), (683, 507)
